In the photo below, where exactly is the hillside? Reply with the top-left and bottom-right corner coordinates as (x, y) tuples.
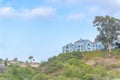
(1, 49), (120, 80)
(39, 49), (120, 80)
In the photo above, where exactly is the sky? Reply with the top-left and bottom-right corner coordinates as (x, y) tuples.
(0, 0), (120, 62)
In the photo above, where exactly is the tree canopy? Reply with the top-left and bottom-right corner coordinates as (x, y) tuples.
(28, 56), (33, 63)
(93, 15), (120, 51)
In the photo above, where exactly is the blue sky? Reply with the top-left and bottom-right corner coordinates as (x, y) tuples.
(0, 0), (120, 62)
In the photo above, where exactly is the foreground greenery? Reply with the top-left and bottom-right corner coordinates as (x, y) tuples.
(0, 49), (120, 80)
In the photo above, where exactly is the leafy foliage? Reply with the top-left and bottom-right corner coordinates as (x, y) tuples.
(6, 65), (37, 80)
(32, 74), (49, 80)
(93, 15), (120, 52)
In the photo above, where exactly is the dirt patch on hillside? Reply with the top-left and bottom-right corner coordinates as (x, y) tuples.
(85, 54), (120, 72)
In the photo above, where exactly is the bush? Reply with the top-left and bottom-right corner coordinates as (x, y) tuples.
(32, 74), (49, 80)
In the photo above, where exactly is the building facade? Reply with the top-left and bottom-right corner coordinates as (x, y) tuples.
(62, 39), (104, 53)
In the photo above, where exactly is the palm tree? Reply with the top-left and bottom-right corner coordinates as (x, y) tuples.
(28, 56), (33, 63)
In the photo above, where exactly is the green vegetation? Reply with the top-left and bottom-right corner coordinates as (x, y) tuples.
(0, 49), (120, 80)
(93, 15), (120, 52)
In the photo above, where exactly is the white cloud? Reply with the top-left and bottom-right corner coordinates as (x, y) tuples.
(87, 0), (120, 10)
(0, 7), (55, 19)
(67, 13), (84, 21)
(19, 7), (55, 19)
(94, 0), (120, 6)
(0, 7), (16, 17)
(88, 6), (110, 15)
(85, 0), (120, 18)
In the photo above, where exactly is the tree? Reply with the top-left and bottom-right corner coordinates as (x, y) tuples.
(28, 56), (33, 63)
(4, 58), (8, 66)
(13, 57), (18, 62)
(93, 15), (120, 52)
(115, 42), (120, 48)
(33, 59), (35, 62)
(0, 58), (2, 64)
(26, 60), (29, 66)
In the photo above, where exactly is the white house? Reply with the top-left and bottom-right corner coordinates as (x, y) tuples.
(62, 43), (74, 53)
(62, 39), (104, 53)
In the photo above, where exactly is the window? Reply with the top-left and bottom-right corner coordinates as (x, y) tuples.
(96, 45), (97, 48)
(66, 46), (69, 48)
(81, 45), (83, 50)
(99, 45), (101, 48)
(96, 45), (98, 50)
(87, 44), (90, 50)
(93, 45), (95, 50)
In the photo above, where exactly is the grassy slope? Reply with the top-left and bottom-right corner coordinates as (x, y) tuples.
(39, 49), (120, 79)
(1, 49), (120, 80)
